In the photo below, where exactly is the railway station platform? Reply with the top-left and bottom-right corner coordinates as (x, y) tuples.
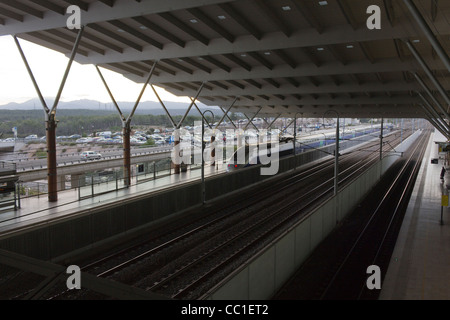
(379, 131), (450, 300)
(0, 164), (226, 234)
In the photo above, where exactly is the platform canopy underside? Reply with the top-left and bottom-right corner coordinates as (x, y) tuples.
(1, 0), (449, 119)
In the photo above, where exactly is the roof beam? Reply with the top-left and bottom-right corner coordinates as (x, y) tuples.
(336, 0), (358, 30)
(218, 3), (262, 40)
(223, 54), (252, 71)
(45, 29), (105, 55)
(358, 42), (376, 64)
(247, 52), (273, 70)
(254, 0), (292, 37)
(63, 0), (89, 12)
(393, 39), (405, 61)
(142, 60), (176, 75)
(226, 80), (245, 89)
(127, 58), (430, 83)
(104, 63), (145, 77)
(0, 8), (24, 22)
(300, 47), (322, 67)
(124, 61), (160, 77)
(98, 0), (115, 7)
(243, 79), (262, 89)
(210, 81), (228, 90)
(161, 59), (193, 74)
(180, 57), (212, 74)
(73, 21), (435, 64)
(25, 32), (88, 56)
(1, 0), (43, 19)
(349, 73), (362, 85)
(308, 76), (320, 87)
(326, 45), (347, 65)
(201, 56), (231, 73)
(0, 0), (234, 35)
(70, 28), (123, 53)
(272, 49), (297, 69)
(187, 7), (235, 43)
(88, 24), (143, 52)
(431, 0), (438, 22)
(178, 81), (421, 98)
(403, 0), (450, 73)
(28, 0), (65, 15)
(132, 16), (185, 48)
(215, 95), (420, 108)
(1, 0), (236, 35)
(158, 12), (209, 46)
(263, 78), (280, 88)
(329, 75), (341, 86)
(107, 20), (163, 49)
(375, 73), (385, 84)
(383, 0), (396, 27)
(290, 0), (323, 34)
(285, 77), (300, 88)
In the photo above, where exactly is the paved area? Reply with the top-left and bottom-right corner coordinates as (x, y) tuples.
(0, 164), (225, 234)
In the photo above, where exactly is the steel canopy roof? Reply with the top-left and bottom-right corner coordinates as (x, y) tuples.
(1, 0), (449, 119)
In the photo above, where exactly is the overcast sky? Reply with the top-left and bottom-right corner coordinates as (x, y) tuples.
(0, 36), (190, 106)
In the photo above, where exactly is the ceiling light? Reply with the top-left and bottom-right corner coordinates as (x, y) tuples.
(318, 1), (328, 5)
(317, 47), (325, 51)
(190, 19), (198, 23)
(139, 25), (148, 30)
(218, 15), (226, 20)
(241, 53), (247, 57)
(281, 6), (291, 11)
(117, 29), (125, 32)
(264, 52), (271, 55)
(346, 45), (354, 49)
(198, 57), (204, 61)
(412, 39), (420, 43)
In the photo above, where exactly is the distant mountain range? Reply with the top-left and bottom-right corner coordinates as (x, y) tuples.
(0, 98), (221, 116)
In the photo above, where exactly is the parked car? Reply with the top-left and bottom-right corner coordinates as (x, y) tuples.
(25, 134), (38, 141)
(80, 151), (102, 161)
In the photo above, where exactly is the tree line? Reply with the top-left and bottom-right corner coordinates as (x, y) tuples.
(0, 109), (242, 138)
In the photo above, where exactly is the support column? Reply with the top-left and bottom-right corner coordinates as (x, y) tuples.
(46, 116), (58, 202)
(380, 118), (384, 160)
(335, 117), (339, 196)
(237, 130), (243, 148)
(14, 27), (84, 203)
(123, 124), (132, 187)
(173, 129), (181, 174)
(210, 135), (216, 166)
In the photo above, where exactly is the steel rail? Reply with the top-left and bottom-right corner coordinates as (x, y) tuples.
(319, 130), (429, 300)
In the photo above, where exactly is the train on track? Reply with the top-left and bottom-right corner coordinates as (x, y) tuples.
(226, 124), (389, 172)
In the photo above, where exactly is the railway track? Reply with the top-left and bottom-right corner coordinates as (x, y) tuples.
(274, 128), (431, 300)
(3, 130), (412, 300)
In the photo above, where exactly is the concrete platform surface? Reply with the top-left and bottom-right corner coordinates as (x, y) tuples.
(380, 132), (450, 300)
